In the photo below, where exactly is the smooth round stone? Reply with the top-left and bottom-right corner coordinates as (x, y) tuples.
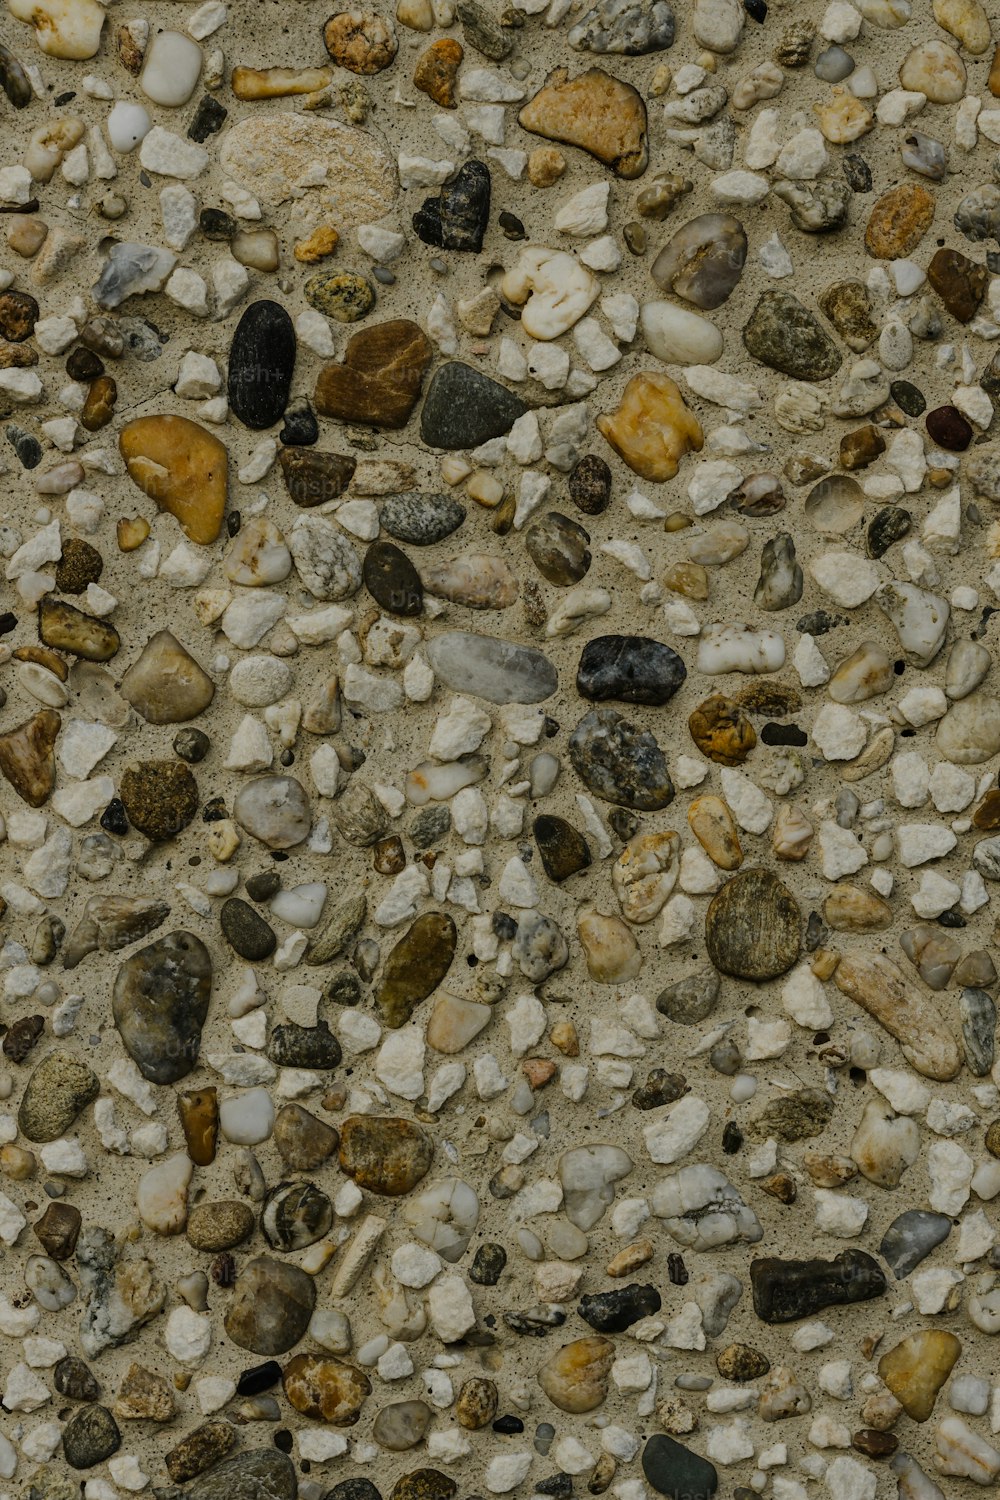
(420, 362), (528, 449)
(219, 1087), (274, 1146)
(569, 707), (674, 810)
(656, 968), (720, 1024)
(534, 814), (592, 882)
(640, 300), (723, 364)
(225, 1257), (316, 1355)
(233, 775), (311, 848)
(228, 300), (297, 430)
(339, 1115), (434, 1195)
(54, 1355), (99, 1402)
(890, 379), (925, 416)
(120, 759), (199, 841)
(380, 492), (466, 546)
(187, 1200), (255, 1252)
(113, 930), (212, 1084)
(815, 44), (854, 82)
(705, 868), (802, 980)
(537, 1337), (614, 1412)
(263, 1180), (334, 1251)
(864, 183), (935, 260)
(644, 1433), (719, 1495)
(305, 271), (376, 322)
(140, 30), (202, 106)
(363, 540), (423, 617)
(577, 635), (686, 706)
(62, 1404), (121, 1469)
(651, 213), (747, 310)
(220, 898), (277, 961)
(186, 1450), (296, 1500)
(899, 39), (966, 103)
(18, 1051), (99, 1143)
(107, 100), (151, 151)
(926, 405), (972, 451)
(525, 512), (591, 585)
(229, 655), (294, 707)
(373, 1400), (433, 1450)
(569, 453), (612, 514)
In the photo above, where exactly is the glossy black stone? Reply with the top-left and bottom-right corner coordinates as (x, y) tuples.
(760, 722), (807, 747)
(200, 207), (236, 239)
(469, 1242), (507, 1285)
(220, 898), (277, 961)
(188, 94), (228, 142)
(890, 379), (925, 416)
(363, 540), (424, 617)
(642, 1435), (718, 1500)
(413, 160), (491, 252)
(750, 1250), (886, 1322)
(578, 1283), (661, 1333)
(100, 797), (129, 836)
(577, 635), (686, 706)
(280, 403), (319, 446)
(228, 300), (297, 430)
(237, 1360), (282, 1395)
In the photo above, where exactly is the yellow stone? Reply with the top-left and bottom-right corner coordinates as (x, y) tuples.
(878, 1330), (961, 1422)
(688, 795), (743, 870)
(933, 0), (992, 54)
(119, 415), (228, 546)
(597, 372), (703, 482)
(814, 87), (873, 144)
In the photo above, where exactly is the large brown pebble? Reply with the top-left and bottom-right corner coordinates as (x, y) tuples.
(186, 1200), (255, 1252)
(338, 1114), (434, 1194)
(283, 1353), (371, 1422)
(927, 246), (989, 323)
(518, 66), (648, 179)
(705, 867), (801, 981)
(314, 319), (432, 428)
(864, 183), (935, 260)
(224, 1256), (316, 1355)
(119, 415), (228, 545)
(688, 695), (756, 765)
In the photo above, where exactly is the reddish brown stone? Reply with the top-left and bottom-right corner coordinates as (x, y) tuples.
(927, 246), (989, 323)
(864, 183), (935, 260)
(314, 320), (432, 429)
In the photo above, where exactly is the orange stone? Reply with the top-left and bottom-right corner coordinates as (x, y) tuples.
(119, 415), (228, 545)
(414, 38), (463, 108)
(864, 182), (935, 260)
(596, 372), (703, 482)
(519, 66), (648, 180)
(283, 1354), (371, 1423)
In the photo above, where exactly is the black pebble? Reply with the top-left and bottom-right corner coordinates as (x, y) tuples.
(220, 898), (277, 961)
(744, 0), (766, 18)
(228, 300), (297, 430)
(493, 1415), (525, 1435)
(795, 610), (844, 635)
(280, 404), (319, 446)
(867, 505), (912, 559)
(760, 722), (807, 747)
(246, 870), (281, 902)
(499, 210), (526, 240)
(363, 540), (423, 617)
(6, 423), (41, 468)
(722, 1121), (743, 1153)
(188, 93), (228, 142)
(569, 454), (612, 515)
(200, 207), (236, 240)
(843, 154), (872, 192)
(667, 1252), (688, 1285)
(890, 379), (925, 417)
(174, 727), (211, 763)
(66, 347), (104, 381)
(469, 1242), (507, 1285)
(578, 1283), (662, 1333)
(100, 798), (129, 836)
(535, 1476), (571, 1498)
(324, 1483), (382, 1500)
(237, 1360), (282, 1395)
(413, 160), (491, 252)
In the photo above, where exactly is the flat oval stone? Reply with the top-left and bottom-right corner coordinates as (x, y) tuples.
(743, 291), (842, 381)
(426, 631), (557, 703)
(227, 300), (295, 430)
(112, 930), (212, 1084)
(381, 492), (466, 546)
(375, 912), (457, 1027)
(537, 1337), (614, 1412)
(268, 1022), (342, 1070)
(364, 540), (423, 616)
(185, 1451), (296, 1500)
(420, 362), (528, 449)
(865, 182), (935, 260)
(18, 1051), (100, 1142)
(38, 599), (120, 662)
(421, 553), (519, 610)
(119, 631), (215, 723)
(642, 1434), (718, 1500)
(315, 320), (433, 429)
(263, 1180), (333, 1251)
(338, 1114), (434, 1194)
(925, 404), (972, 451)
(651, 213), (747, 309)
(569, 453), (612, 514)
(373, 1399), (434, 1450)
(233, 775), (311, 848)
(187, 1200), (255, 1252)
(569, 707), (674, 810)
(120, 760), (198, 842)
(705, 868), (801, 980)
(62, 1404), (121, 1469)
(224, 1256), (316, 1355)
(278, 448), (356, 508)
(220, 898), (277, 961)
(577, 635), (686, 706)
(525, 512), (591, 585)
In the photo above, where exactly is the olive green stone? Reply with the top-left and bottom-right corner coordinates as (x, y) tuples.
(375, 911), (457, 1027)
(18, 1051), (100, 1142)
(754, 1088), (834, 1142)
(305, 271), (375, 323)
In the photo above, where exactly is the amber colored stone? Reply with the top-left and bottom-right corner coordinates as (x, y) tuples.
(38, 599), (120, 662)
(0, 709), (60, 807)
(81, 374), (117, 431)
(926, 246), (989, 323)
(688, 694), (756, 765)
(33, 1200), (81, 1259)
(853, 1430), (899, 1460)
(414, 38), (463, 108)
(119, 415), (228, 545)
(974, 788), (1000, 829)
(314, 319), (433, 429)
(991, 44), (1000, 95)
(293, 225), (340, 263)
(537, 1337), (614, 1413)
(687, 794), (743, 871)
(283, 1354), (371, 1423)
(13, 645), (68, 680)
(596, 372), (703, 481)
(522, 1058), (557, 1089)
(839, 425), (885, 470)
(518, 66), (648, 179)
(877, 1330), (960, 1422)
(117, 516), (150, 552)
(178, 1087), (219, 1166)
(864, 182), (935, 260)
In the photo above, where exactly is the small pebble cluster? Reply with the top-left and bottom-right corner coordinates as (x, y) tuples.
(9, 0), (1000, 1497)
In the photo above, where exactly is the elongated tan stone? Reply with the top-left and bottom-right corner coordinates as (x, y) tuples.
(688, 795), (743, 870)
(120, 415), (228, 545)
(231, 65), (333, 99)
(597, 373), (703, 482)
(878, 1330), (960, 1421)
(834, 952), (961, 1080)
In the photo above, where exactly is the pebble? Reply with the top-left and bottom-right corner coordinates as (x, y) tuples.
(518, 66), (648, 178)
(224, 1258), (316, 1355)
(577, 635), (686, 705)
(339, 1115), (434, 1193)
(382, 492), (466, 546)
(570, 707), (674, 809)
(113, 931), (212, 1083)
(414, 160), (491, 252)
(420, 361), (528, 448)
(119, 414), (228, 545)
(704, 868), (801, 980)
(316, 320), (433, 429)
(18, 1052), (99, 1143)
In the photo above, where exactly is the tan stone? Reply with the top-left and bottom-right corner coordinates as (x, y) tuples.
(231, 65), (333, 99)
(519, 66), (648, 180)
(0, 709), (59, 807)
(597, 372), (703, 481)
(9, 0), (104, 58)
(426, 993), (492, 1054)
(577, 909), (642, 982)
(899, 40), (967, 102)
(120, 631), (215, 725)
(934, 0), (992, 51)
(120, 415), (228, 546)
(834, 952), (961, 1080)
(413, 37), (462, 107)
(612, 831), (680, 921)
(878, 1331), (960, 1421)
(813, 87), (873, 144)
(688, 795), (743, 870)
(688, 694), (756, 764)
(283, 1354), (371, 1423)
(537, 1337), (614, 1413)
(219, 112), (396, 225)
(823, 885), (892, 930)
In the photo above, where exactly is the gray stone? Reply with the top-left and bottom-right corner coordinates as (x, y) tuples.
(879, 1209), (952, 1279)
(569, 0), (675, 53)
(112, 931), (212, 1084)
(569, 707), (674, 810)
(743, 291), (842, 380)
(380, 492), (466, 546)
(426, 631), (558, 704)
(960, 987), (996, 1075)
(18, 1052), (100, 1142)
(224, 1257), (316, 1355)
(186, 1449), (297, 1500)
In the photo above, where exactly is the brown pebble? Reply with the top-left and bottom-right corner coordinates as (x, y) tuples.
(925, 405), (972, 451)
(55, 537), (104, 594)
(178, 1088), (219, 1166)
(81, 375), (117, 431)
(0, 289), (39, 341)
(926, 246), (989, 323)
(688, 695), (756, 765)
(839, 425), (886, 470)
(852, 1429), (899, 1460)
(414, 38), (463, 107)
(864, 182), (935, 260)
(33, 1200), (82, 1259)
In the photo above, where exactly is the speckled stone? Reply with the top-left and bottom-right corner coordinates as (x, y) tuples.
(18, 1051), (100, 1142)
(112, 930), (212, 1084)
(569, 707), (674, 810)
(705, 868), (801, 981)
(339, 1115), (434, 1194)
